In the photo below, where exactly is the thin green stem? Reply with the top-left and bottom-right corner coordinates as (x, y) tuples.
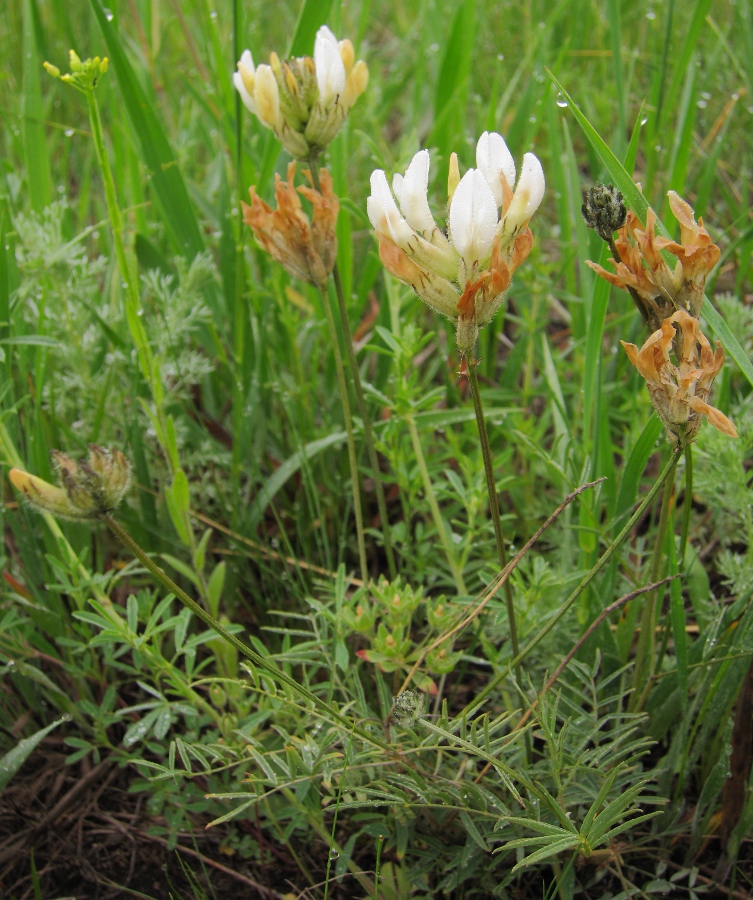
(465, 356), (521, 666)
(679, 443), (693, 565)
(631, 453), (679, 712)
(405, 411), (467, 595)
(86, 89), (138, 311)
(308, 156), (397, 579)
(318, 283), (368, 582)
(460, 446), (684, 721)
(230, 0), (246, 526)
(103, 513), (392, 751)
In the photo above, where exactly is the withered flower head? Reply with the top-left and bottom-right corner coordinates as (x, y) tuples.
(9, 445), (130, 521)
(233, 26), (368, 159)
(588, 191), (721, 329)
(242, 161), (339, 290)
(621, 309), (737, 448)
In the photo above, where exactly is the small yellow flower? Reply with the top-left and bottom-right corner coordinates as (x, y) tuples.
(44, 51), (109, 93)
(9, 445), (130, 521)
(588, 192), (720, 329)
(242, 161), (339, 289)
(621, 309), (737, 448)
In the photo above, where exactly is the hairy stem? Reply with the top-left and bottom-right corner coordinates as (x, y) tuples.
(465, 356), (521, 668)
(631, 452), (679, 712)
(318, 282), (368, 582)
(405, 411), (467, 594)
(309, 155), (397, 578)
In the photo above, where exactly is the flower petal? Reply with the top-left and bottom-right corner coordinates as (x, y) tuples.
(397, 150), (439, 238)
(503, 153), (545, 233)
(476, 131), (515, 207)
(314, 25), (346, 106)
(449, 168), (498, 265)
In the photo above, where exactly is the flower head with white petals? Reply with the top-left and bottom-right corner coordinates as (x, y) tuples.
(368, 132), (545, 353)
(233, 26), (368, 159)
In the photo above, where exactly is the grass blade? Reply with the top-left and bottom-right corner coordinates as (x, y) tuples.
(88, 0), (204, 259)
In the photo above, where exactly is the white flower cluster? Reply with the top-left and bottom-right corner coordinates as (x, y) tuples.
(234, 26), (368, 158)
(368, 132), (545, 352)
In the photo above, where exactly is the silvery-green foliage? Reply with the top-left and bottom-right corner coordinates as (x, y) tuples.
(140, 252), (215, 401)
(691, 406), (753, 596)
(12, 202), (126, 437)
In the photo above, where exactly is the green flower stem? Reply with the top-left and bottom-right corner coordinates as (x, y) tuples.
(308, 156), (397, 579)
(318, 283), (368, 583)
(230, 0), (246, 524)
(679, 444), (693, 566)
(630, 451), (680, 712)
(85, 89), (138, 313)
(461, 446), (684, 721)
(103, 512), (390, 751)
(465, 356), (521, 668)
(405, 411), (467, 595)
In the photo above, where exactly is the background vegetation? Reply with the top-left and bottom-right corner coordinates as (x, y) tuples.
(1, 0), (752, 896)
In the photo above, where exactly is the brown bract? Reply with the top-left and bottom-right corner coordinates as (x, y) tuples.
(242, 162), (338, 289)
(588, 191), (720, 329)
(621, 309), (737, 448)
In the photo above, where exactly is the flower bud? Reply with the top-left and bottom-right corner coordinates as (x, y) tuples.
(582, 183), (627, 243)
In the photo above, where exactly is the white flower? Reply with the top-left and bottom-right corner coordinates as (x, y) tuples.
(314, 26), (346, 106)
(233, 26), (368, 158)
(368, 132), (545, 353)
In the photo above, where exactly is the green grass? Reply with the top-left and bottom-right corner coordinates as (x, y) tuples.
(1, 0), (752, 896)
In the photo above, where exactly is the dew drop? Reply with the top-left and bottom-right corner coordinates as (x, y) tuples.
(529, 115), (537, 123)
(556, 93), (568, 108)
(64, 128), (74, 137)
(646, 9), (656, 19)
(641, 116), (648, 125)
(497, 53), (505, 61)
(209, 9), (218, 19)
(329, 848), (339, 861)
(104, 7), (114, 20)
(697, 99), (707, 108)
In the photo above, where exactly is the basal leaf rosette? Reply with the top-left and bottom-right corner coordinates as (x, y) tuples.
(367, 132), (545, 354)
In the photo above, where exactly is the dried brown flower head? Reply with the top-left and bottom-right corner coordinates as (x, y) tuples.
(9, 446), (130, 521)
(588, 191), (720, 329)
(621, 309), (737, 448)
(242, 161), (339, 290)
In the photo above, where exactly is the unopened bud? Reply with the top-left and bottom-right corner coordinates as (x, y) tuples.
(582, 183), (627, 243)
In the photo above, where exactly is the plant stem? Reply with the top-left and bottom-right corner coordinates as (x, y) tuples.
(465, 356), (521, 667)
(461, 446), (684, 720)
(230, 0), (246, 527)
(405, 411), (467, 594)
(631, 452), (679, 712)
(103, 513), (392, 751)
(308, 156), (397, 579)
(679, 443), (693, 566)
(318, 282), (368, 582)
